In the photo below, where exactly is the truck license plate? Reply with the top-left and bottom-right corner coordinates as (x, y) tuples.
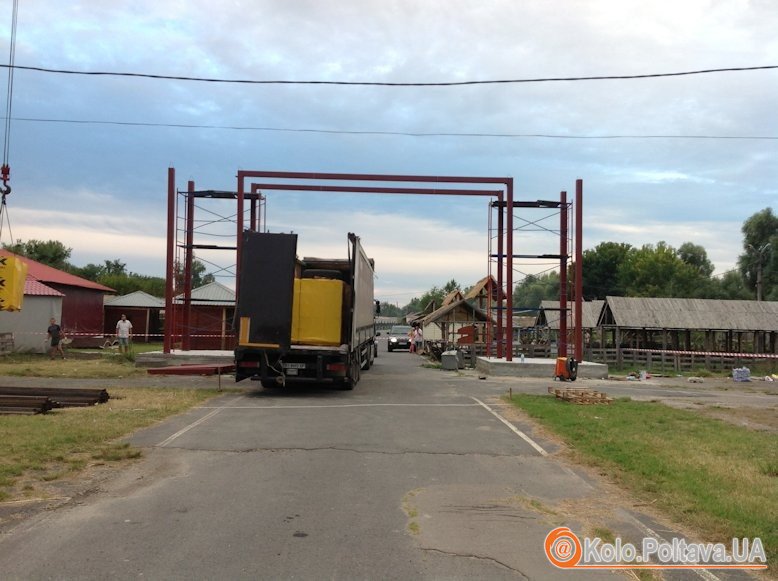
(283, 363), (306, 369)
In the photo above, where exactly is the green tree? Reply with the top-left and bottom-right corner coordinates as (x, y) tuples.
(618, 241), (711, 298)
(102, 259), (127, 277)
(2, 239), (72, 269)
(581, 242), (634, 299)
(513, 271), (560, 308)
(98, 273), (165, 296)
(71, 262), (105, 281)
(713, 270), (752, 299)
(173, 259), (215, 292)
(378, 302), (402, 317)
(677, 242), (714, 277)
(737, 208), (777, 300)
(443, 279), (460, 293)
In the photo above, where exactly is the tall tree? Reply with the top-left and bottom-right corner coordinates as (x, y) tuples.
(737, 208), (777, 300)
(713, 270), (752, 300)
(581, 242), (634, 299)
(513, 272), (560, 308)
(618, 241), (712, 298)
(102, 259), (127, 276)
(173, 259), (215, 292)
(2, 239), (72, 269)
(677, 242), (714, 277)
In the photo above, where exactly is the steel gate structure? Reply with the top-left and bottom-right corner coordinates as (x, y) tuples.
(165, 168), (584, 362)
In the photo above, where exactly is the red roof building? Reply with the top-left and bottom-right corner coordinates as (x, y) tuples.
(0, 250), (115, 346)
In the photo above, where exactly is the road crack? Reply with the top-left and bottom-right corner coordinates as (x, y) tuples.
(420, 547), (530, 578)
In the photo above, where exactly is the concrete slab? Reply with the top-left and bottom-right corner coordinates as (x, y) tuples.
(476, 356), (608, 379)
(135, 349), (234, 368)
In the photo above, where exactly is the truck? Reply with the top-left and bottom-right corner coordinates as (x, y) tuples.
(234, 230), (378, 389)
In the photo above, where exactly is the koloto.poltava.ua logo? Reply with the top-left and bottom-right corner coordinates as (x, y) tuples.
(544, 526), (767, 571)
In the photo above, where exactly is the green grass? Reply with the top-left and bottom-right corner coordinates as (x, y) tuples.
(0, 353), (144, 378)
(509, 395), (777, 568)
(0, 388), (219, 501)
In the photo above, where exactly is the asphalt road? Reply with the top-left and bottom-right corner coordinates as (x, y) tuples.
(0, 347), (760, 580)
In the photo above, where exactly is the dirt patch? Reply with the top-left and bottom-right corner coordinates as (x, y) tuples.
(697, 405), (778, 432)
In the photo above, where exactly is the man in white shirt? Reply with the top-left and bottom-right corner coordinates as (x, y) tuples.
(116, 314), (133, 354)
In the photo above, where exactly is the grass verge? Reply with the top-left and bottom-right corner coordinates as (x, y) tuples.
(509, 395), (777, 569)
(0, 353), (145, 378)
(0, 388), (219, 502)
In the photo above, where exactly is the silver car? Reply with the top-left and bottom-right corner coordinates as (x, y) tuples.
(387, 325), (412, 352)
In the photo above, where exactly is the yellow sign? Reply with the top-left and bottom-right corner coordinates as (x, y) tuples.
(0, 255), (28, 311)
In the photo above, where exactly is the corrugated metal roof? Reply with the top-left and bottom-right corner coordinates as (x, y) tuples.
(540, 300), (605, 330)
(603, 297), (778, 331)
(105, 290), (164, 308)
(174, 281), (235, 306)
(24, 278), (64, 297)
(0, 250), (114, 292)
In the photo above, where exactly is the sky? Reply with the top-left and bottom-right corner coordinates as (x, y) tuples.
(0, 0), (776, 305)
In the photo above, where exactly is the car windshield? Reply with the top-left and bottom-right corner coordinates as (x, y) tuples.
(389, 326), (411, 335)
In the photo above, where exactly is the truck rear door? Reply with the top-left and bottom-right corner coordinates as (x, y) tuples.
(237, 231), (297, 350)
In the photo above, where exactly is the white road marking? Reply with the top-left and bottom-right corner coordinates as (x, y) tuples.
(195, 402), (481, 409)
(157, 396), (242, 447)
(470, 396), (548, 456)
(624, 513), (721, 581)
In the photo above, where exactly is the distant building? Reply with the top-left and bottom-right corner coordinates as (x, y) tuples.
(173, 281), (236, 350)
(104, 291), (165, 343)
(0, 278), (64, 353)
(0, 250), (114, 347)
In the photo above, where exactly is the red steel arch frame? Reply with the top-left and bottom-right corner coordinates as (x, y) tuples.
(236, 170), (516, 360)
(165, 169), (584, 362)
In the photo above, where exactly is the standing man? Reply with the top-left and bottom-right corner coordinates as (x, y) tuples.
(47, 317), (65, 360)
(116, 314), (133, 354)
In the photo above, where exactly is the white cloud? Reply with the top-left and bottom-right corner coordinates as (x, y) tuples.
(0, 0), (775, 305)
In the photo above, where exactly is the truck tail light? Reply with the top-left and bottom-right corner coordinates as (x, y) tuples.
(326, 363), (347, 372)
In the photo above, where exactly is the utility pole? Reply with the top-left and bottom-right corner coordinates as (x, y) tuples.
(749, 243), (771, 301)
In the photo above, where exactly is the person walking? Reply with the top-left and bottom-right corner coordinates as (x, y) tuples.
(409, 326), (417, 353)
(47, 317), (66, 360)
(116, 314), (133, 354)
(414, 325), (424, 354)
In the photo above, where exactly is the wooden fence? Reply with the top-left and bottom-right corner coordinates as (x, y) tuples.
(426, 340), (777, 372)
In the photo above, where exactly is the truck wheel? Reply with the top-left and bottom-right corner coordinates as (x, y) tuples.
(260, 379), (279, 389)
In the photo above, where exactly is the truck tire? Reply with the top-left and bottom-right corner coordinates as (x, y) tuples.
(260, 379), (279, 389)
(302, 269), (342, 280)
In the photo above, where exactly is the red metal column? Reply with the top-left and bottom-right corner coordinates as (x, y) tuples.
(574, 179), (584, 361)
(181, 180), (195, 351)
(496, 194), (504, 359)
(559, 191), (568, 358)
(506, 179), (514, 362)
(163, 168), (176, 354)
(236, 172), (245, 306)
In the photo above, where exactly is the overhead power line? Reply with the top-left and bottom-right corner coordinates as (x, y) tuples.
(8, 116), (778, 140)
(1, 63), (776, 86)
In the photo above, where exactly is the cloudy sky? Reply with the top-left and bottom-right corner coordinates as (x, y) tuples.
(0, 0), (776, 304)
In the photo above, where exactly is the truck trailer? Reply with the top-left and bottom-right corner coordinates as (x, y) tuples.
(234, 231), (377, 388)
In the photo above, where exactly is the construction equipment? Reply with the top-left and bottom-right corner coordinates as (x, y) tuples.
(554, 356), (578, 381)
